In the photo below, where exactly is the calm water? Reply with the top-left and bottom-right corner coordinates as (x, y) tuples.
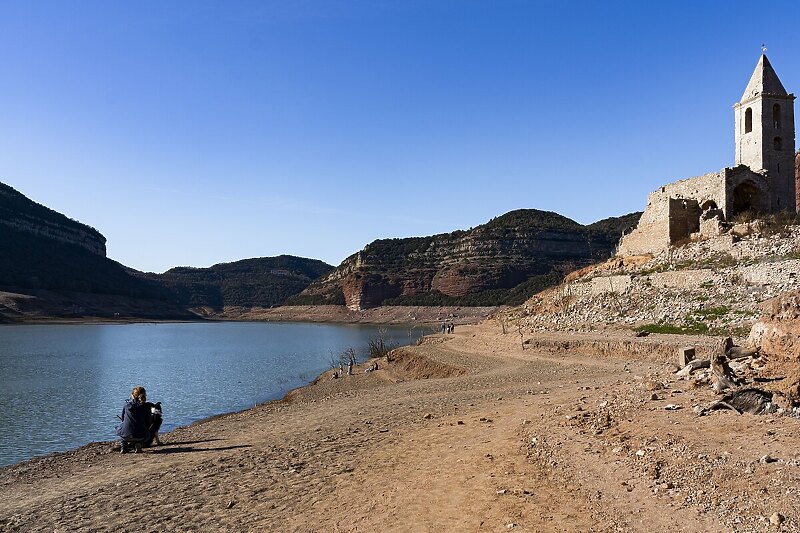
(0, 321), (422, 467)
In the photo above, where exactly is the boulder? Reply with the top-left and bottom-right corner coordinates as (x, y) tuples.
(748, 289), (800, 360)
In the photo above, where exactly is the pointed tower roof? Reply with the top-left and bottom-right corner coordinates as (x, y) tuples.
(740, 54), (788, 101)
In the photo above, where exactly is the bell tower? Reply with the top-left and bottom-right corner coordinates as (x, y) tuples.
(734, 54), (796, 212)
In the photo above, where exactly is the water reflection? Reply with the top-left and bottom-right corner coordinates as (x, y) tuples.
(0, 322), (417, 467)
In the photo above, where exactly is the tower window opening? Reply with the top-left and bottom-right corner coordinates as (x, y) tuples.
(745, 107), (753, 133)
(774, 137), (783, 151)
(773, 104), (781, 128)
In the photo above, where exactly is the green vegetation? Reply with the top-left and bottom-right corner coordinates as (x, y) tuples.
(143, 256), (334, 309)
(638, 252), (738, 275)
(0, 183), (104, 242)
(689, 306), (731, 320)
(635, 321), (709, 335)
(636, 305), (749, 336)
(0, 224), (169, 300)
(309, 209), (642, 308)
(484, 209), (582, 232)
(382, 272), (563, 307)
(284, 286), (346, 306)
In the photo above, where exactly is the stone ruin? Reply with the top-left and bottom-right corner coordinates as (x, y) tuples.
(619, 55), (797, 256)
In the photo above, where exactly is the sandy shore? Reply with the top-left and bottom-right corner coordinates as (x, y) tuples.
(2, 324), (799, 532)
(208, 304), (502, 325)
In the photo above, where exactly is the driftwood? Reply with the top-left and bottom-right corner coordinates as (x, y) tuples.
(720, 335), (760, 361)
(711, 355), (744, 393)
(706, 388), (775, 415)
(727, 346), (760, 360)
(676, 359), (710, 377)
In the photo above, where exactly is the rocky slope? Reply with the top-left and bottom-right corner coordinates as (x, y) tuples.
(292, 209), (641, 310)
(510, 216), (800, 338)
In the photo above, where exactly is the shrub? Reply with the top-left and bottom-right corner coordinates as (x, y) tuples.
(368, 328), (396, 361)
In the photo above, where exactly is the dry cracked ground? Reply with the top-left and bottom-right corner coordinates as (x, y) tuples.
(2, 324), (799, 532)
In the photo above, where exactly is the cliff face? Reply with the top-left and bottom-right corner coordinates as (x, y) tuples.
(0, 183), (106, 256)
(294, 210), (641, 310)
(0, 182), (195, 320)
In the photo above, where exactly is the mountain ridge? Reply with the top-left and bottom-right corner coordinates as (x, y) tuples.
(291, 209), (642, 310)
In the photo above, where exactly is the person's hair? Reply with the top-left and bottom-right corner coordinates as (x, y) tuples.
(131, 386), (147, 404)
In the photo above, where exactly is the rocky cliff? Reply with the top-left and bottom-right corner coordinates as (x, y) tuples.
(0, 182), (106, 256)
(292, 210), (641, 310)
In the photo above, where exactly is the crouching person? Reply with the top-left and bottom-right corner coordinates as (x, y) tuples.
(116, 386), (151, 454)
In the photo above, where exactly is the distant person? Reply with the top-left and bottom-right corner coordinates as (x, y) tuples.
(116, 386), (152, 454)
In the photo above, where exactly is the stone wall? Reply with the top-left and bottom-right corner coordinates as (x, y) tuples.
(796, 151), (800, 212)
(618, 170), (727, 256)
(617, 166), (769, 257)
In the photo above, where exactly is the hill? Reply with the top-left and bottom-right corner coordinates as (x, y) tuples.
(138, 256), (334, 310)
(0, 182), (190, 320)
(513, 214), (800, 337)
(0, 182), (106, 256)
(290, 209), (642, 310)
(0, 182), (331, 321)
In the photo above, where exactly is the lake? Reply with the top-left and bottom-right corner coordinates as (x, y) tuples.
(0, 321), (422, 468)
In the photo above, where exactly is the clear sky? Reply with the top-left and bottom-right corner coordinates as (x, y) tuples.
(1, 1), (799, 273)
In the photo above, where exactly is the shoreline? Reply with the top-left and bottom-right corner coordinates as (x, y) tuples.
(0, 304), (502, 326)
(3, 324), (798, 531)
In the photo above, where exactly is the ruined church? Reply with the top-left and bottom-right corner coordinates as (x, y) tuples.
(618, 54), (797, 256)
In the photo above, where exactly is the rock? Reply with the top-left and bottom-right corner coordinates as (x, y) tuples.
(650, 393), (660, 401)
(676, 359), (710, 377)
(678, 347), (696, 367)
(226, 500), (236, 509)
(760, 454), (777, 464)
(770, 512), (785, 526)
(664, 404), (681, 410)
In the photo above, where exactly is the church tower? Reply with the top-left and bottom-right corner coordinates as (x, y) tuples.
(734, 54), (796, 212)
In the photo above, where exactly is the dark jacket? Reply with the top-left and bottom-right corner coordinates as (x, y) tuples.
(116, 398), (151, 441)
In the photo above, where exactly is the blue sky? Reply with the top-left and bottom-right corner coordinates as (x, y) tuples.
(1, 1), (799, 272)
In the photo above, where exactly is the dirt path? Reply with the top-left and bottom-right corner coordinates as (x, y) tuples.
(2, 325), (798, 532)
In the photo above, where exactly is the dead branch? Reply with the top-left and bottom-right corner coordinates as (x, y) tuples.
(711, 355), (743, 394)
(705, 388), (775, 415)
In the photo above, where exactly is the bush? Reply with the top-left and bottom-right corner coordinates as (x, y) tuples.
(368, 328), (396, 360)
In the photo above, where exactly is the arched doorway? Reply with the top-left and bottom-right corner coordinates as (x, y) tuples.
(732, 182), (762, 217)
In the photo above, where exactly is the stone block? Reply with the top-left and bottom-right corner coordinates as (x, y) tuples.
(678, 346), (696, 367)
